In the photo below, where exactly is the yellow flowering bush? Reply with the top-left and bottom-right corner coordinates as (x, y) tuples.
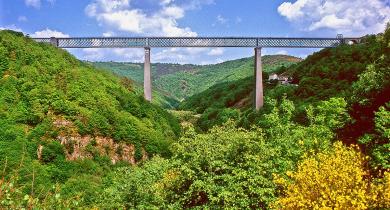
(371, 171), (390, 208)
(273, 142), (390, 209)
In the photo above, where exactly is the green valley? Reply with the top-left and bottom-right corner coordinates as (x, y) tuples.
(93, 55), (301, 101)
(1, 25), (389, 209)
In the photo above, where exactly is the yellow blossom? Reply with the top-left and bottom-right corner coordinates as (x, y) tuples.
(272, 142), (390, 210)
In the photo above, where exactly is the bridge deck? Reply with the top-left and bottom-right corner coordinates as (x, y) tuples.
(33, 37), (361, 48)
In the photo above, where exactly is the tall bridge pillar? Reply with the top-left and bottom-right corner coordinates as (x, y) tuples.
(254, 47), (263, 110)
(50, 37), (58, 47)
(144, 47), (152, 101)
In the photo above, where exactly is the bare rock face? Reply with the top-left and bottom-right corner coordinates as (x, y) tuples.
(58, 135), (137, 164)
(37, 118), (147, 165)
(37, 145), (43, 160)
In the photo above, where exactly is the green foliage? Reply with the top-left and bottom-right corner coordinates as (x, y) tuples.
(306, 97), (350, 130)
(0, 30), (180, 208)
(41, 141), (65, 163)
(60, 174), (102, 206)
(361, 103), (390, 169)
(99, 99), (335, 208)
(165, 123), (276, 208)
(179, 27), (390, 172)
(0, 158), (81, 209)
(99, 156), (171, 209)
(0, 30), (180, 158)
(375, 105), (390, 139)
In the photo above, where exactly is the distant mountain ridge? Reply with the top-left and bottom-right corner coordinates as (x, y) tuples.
(92, 55), (302, 101)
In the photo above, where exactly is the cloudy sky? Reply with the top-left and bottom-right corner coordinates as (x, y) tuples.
(1, 0), (389, 64)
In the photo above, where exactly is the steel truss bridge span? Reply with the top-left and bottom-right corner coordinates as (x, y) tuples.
(33, 36), (361, 110)
(33, 37), (361, 48)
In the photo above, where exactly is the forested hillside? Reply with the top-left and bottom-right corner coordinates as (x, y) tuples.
(0, 30), (180, 207)
(1, 27), (389, 209)
(181, 27), (390, 169)
(182, 33), (389, 124)
(93, 55), (301, 100)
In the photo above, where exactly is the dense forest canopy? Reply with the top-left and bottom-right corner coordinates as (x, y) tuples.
(0, 30), (180, 207)
(0, 25), (389, 209)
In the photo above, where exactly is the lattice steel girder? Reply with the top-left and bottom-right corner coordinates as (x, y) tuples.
(32, 37), (361, 48)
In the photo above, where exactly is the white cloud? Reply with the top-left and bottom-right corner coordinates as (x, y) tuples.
(25, 0), (41, 8)
(76, 48), (144, 62)
(102, 31), (115, 37)
(152, 48), (211, 63)
(207, 48), (224, 56)
(83, 0), (218, 62)
(275, 50), (288, 55)
(278, 0), (308, 21)
(308, 14), (351, 31)
(278, 0), (390, 35)
(82, 48), (106, 61)
(216, 15), (228, 24)
(85, 0), (198, 36)
(298, 54), (308, 59)
(0, 25), (24, 32)
(25, 0), (55, 9)
(185, 48), (208, 55)
(31, 28), (69, 37)
(215, 58), (224, 63)
(18, 16), (28, 22)
(161, 6), (185, 19)
(113, 48), (144, 61)
(160, 0), (174, 6)
(200, 58), (224, 65)
(182, 0), (215, 10)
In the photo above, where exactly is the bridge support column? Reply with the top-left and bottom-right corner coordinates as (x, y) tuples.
(144, 47), (152, 102)
(254, 47), (263, 110)
(50, 37), (58, 47)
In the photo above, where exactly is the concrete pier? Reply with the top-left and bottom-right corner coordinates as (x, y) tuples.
(144, 47), (152, 101)
(50, 37), (58, 47)
(254, 47), (263, 110)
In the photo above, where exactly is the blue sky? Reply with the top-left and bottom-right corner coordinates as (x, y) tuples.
(1, 0), (389, 64)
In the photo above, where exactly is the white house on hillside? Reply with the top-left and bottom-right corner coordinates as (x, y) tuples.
(269, 73), (278, 80)
(268, 73), (292, 85)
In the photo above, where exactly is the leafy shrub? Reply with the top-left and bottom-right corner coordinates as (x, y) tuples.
(41, 141), (65, 163)
(164, 122), (275, 208)
(273, 142), (390, 209)
(0, 169), (80, 209)
(98, 156), (172, 209)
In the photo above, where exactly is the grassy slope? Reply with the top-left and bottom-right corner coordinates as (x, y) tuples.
(93, 55), (301, 101)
